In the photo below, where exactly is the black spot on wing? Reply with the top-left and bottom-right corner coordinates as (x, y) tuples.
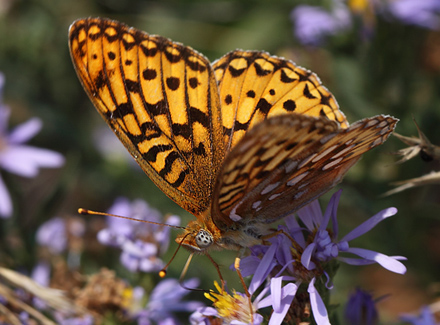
(283, 99), (296, 112)
(256, 98), (272, 114)
(141, 122), (162, 140)
(94, 70), (107, 90)
(229, 65), (246, 77)
(193, 142), (206, 156)
(190, 106), (209, 128)
(143, 69), (157, 80)
(107, 51), (116, 60)
(247, 90), (255, 98)
(320, 92), (332, 106)
(144, 144), (173, 162)
(140, 44), (158, 57)
(303, 84), (317, 99)
(189, 77), (199, 89)
(159, 151), (180, 177)
(148, 100), (168, 116)
(125, 79), (140, 93)
(280, 69), (297, 83)
(172, 123), (191, 139)
(171, 170), (187, 188)
(254, 62), (271, 76)
(164, 48), (182, 63)
(166, 77), (180, 91)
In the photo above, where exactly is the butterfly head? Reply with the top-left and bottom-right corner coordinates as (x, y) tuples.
(176, 220), (219, 253)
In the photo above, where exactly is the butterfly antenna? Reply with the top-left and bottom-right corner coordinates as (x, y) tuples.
(78, 208), (186, 230)
(158, 232), (191, 278)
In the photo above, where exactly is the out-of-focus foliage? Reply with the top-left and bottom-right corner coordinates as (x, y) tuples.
(0, 0), (440, 323)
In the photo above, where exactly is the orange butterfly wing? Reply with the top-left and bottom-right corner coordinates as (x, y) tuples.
(69, 18), (226, 216)
(212, 50), (349, 152)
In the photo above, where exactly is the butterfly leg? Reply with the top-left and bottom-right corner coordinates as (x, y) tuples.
(205, 253), (226, 291)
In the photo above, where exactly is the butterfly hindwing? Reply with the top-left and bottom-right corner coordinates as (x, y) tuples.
(211, 114), (398, 229)
(69, 18), (226, 215)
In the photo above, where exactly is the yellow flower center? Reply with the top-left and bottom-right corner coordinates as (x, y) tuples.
(205, 281), (256, 324)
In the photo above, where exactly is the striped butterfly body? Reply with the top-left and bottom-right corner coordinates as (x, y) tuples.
(69, 18), (397, 254)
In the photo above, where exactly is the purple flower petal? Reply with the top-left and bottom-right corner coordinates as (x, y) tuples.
(328, 189), (342, 237)
(8, 118), (42, 144)
(249, 243), (278, 294)
(388, 0), (440, 29)
(190, 306), (218, 324)
(139, 257), (163, 272)
(0, 174), (12, 218)
(291, 3), (351, 46)
(345, 288), (378, 325)
(97, 228), (124, 247)
(274, 232), (294, 274)
(0, 145), (64, 177)
(319, 190), (340, 232)
(0, 102), (9, 136)
(284, 214), (306, 247)
(31, 261), (50, 287)
(346, 247), (407, 274)
(267, 283), (297, 325)
(308, 278), (331, 325)
(341, 207), (397, 242)
(36, 217), (66, 254)
(120, 252), (140, 272)
(239, 255), (263, 277)
(400, 306), (436, 325)
(270, 277), (283, 313)
(297, 199), (322, 230)
(301, 243), (317, 270)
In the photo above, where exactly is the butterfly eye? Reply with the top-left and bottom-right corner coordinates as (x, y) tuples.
(195, 229), (214, 248)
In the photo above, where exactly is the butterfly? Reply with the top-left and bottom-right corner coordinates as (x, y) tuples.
(69, 17), (397, 256)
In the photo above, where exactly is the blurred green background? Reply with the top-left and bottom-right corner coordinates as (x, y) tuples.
(0, 0), (439, 323)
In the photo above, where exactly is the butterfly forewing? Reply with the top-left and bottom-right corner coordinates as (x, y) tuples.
(69, 18), (226, 215)
(211, 114), (398, 228)
(212, 51), (349, 151)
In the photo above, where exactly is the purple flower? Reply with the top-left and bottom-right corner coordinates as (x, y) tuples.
(136, 278), (203, 324)
(291, 0), (351, 46)
(0, 73), (64, 218)
(387, 0), (440, 30)
(97, 197), (180, 273)
(36, 217), (67, 254)
(297, 190), (406, 273)
(31, 261), (51, 287)
(31, 261), (51, 310)
(36, 217), (85, 255)
(345, 288), (378, 325)
(400, 306), (439, 325)
(239, 190), (406, 324)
